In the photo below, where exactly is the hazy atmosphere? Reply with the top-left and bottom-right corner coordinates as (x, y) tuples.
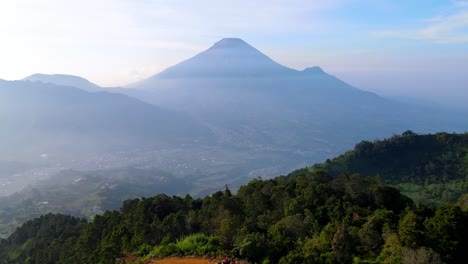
(1, 0), (467, 107)
(1, 1), (467, 263)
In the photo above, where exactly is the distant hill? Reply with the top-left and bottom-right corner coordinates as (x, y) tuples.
(23, 73), (102, 92)
(308, 131), (468, 205)
(310, 131), (468, 183)
(0, 79), (211, 161)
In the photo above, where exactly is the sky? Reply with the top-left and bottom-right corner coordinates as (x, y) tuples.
(0, 0), (467, 107)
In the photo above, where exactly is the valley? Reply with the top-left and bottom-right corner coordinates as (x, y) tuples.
(1, 1), (468, 263)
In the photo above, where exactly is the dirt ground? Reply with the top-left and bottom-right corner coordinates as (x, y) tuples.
(148, 256), (222, 264)
(120, 255), (246, 264)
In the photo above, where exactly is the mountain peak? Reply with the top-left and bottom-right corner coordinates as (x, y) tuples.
(302, 66), (326, 75)
(151, 38), (296, 79)
(215, 37), (246, 44)
(211, 38), (250, 48)
(206, 38), (266, 56)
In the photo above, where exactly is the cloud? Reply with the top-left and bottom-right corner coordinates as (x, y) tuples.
(374, 8), (468, 44)
(454, 1), (468, 8)
(116, 0), (349, 36)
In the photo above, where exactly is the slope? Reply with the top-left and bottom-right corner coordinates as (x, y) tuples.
(0, 79), (212, 162)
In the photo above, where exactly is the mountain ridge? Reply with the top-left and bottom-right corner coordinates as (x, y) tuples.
(23, 73), (102, 92)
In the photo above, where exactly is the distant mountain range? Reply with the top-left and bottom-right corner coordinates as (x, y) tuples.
(0, 79), (211, 162)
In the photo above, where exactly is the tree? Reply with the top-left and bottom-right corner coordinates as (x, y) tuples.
(398, 210), (422, 248)
(331, 225), (353, 263)
(424, 204), (468, 262)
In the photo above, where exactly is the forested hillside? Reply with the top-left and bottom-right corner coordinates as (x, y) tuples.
(1, 132), (467, 263)
(1, 169), (467, 264)
(311, 131), (468, 204)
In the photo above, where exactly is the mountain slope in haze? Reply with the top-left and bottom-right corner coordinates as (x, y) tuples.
(125, 38), (468, 159)
(23, 73), (102, 92)
(0, 80), (211, 161)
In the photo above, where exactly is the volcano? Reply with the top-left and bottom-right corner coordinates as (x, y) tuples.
(132, 38), (330, 88)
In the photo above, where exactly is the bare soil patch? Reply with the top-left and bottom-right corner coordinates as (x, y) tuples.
(148, 256), (221, 264)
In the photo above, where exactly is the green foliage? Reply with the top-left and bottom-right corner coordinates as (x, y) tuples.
(311, 132), (468, 204)
(1, 171), (467, 263)
(423, 204), (468, 262)
(0, 213), (85, 264)
(149, 234), (221, 258)
(1, 132), (467, 263)
(174, 234), (221, 256)
(398, 210), (423, 248)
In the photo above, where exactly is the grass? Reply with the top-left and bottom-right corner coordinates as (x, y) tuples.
(148, 234), (222, 259)
(395, 180), (466, 206)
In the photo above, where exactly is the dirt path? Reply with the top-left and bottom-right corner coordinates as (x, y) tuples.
(148, 256), (221, 264)
(120, 255), (246, 264)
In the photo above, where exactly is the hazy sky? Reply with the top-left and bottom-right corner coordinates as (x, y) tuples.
(0, 0), (467, 106)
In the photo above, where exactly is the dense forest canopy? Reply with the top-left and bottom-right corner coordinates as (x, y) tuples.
(311, 131), (468, 205)
(1, 132), (467, 263)
(1, 170), (467, 263)
(312, 131), (468, 183)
